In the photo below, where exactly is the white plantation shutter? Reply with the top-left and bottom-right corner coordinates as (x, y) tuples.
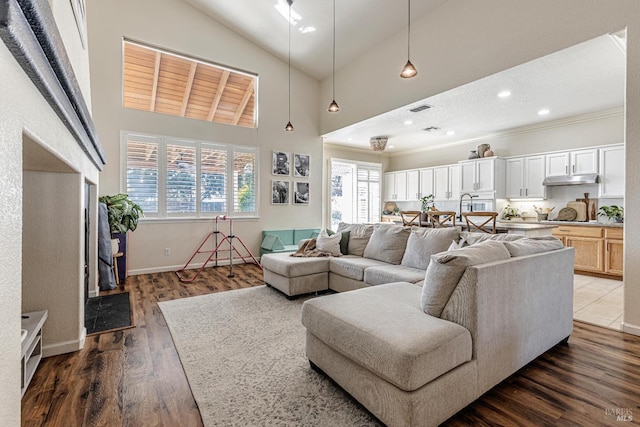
(122, 132), (258, 218)
(166, 142), (196, 214)
(126, 135), (160, 215)
(357, 166), (381, 223)
(233, 147), (257, 215)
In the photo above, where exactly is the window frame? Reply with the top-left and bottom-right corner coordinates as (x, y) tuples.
(121, 131), (259, 220)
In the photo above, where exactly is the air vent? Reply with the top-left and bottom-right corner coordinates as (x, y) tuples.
(409, 104), (433, 113)
(423, 126), (441, 132)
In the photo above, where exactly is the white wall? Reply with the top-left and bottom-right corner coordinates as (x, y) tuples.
(87, 0), (322, 274)
(320, 0), (640, 334)
(0, 0), (100, 421)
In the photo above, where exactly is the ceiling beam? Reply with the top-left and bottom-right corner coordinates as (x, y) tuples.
(207, 70), (230, 121)
(150, 51), (161, 111)
(180, 62), (198, 117)
(232, 81), (254, 125)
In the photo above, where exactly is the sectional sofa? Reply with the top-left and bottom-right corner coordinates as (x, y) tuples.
(261, 222), (574, 426)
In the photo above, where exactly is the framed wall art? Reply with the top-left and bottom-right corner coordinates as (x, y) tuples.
(293, 181), (310, 205)
(272, 151), (291, 176)
(271, 180), (290, 205)
(293, 153), (310, 178)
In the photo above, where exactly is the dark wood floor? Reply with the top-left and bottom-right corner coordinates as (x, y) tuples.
(22, 265), (640, 426)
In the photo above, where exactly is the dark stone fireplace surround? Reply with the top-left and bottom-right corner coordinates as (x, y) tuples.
(0, 0), (106, 169)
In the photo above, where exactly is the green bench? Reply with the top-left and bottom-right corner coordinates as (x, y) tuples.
(260, 228), (321, 256)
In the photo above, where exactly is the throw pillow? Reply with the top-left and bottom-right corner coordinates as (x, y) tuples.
(400, 226), (462, 270)
(315, 229), (342, 256)
(339, 231), (350, 255)
(420, 240), (511, 317)
(363, 224), (411, 265)
(337, 222), (375, 256)
(503, 237), (564, 257)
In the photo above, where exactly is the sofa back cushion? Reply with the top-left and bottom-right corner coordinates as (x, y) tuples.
(337, 223), (374, 256)
(502, 237), (564, 257)
(401, 226), (461, 270)
(363, 224), (411, 265)
(456, 231), (525, 248)
(420, 240), (511, 317)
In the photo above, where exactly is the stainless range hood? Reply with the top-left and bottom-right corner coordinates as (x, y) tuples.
(542, 174), (599, 186)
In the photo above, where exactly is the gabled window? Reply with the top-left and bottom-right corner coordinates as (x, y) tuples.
(123, 132), (258, 218)
(122, 40), (257, 128)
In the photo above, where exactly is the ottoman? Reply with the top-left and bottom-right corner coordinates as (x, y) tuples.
(261, 252), (330, 297)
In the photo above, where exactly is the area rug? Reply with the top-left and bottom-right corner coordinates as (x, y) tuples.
(85, 292), (132, 335)
(159, 286), (381, 426)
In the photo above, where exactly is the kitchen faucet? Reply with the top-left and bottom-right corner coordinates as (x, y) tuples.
(458, 193), (478, 221)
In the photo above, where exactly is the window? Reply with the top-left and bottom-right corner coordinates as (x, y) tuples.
(123, 132), (258, 218)
(122, 40), (257, 128)
(329, 159), (381, 230)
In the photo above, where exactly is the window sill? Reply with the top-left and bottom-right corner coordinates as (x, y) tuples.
(139, 216), (259, 225)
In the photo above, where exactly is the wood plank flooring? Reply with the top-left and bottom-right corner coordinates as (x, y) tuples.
(22, 265), (640, 426)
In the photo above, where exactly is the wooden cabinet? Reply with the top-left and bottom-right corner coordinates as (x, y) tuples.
(433, 164), (459, 200)
(552, 225), (622, 277)
(599, 145), (624, 198)
(506, 155), (546, 199)
(545, 148), (598, 177)
(459, 158), (505, 197)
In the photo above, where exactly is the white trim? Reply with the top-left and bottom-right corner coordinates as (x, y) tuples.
(622, 322), (640, 337)
(129, 259), (249, 276)
(42, 330), (86, 357)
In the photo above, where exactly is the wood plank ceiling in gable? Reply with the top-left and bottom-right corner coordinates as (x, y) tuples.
(123, 41), (256, 128)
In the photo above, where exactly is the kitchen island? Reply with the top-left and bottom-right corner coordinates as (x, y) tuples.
(381, 215), (558, 236)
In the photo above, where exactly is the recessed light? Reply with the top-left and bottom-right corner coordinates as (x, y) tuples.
(538, 109), (550, 116)
(404, 120), (413, 125)
(498, 91), (511, 98)
(446, 131), (455, 136)
(388, 145), (395, 149)
(347, 138), (353, 141)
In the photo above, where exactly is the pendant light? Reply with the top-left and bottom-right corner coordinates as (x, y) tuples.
(285, 0), (295, 131)
(400, 0), (417, 78)
(327, 0), (340, 112)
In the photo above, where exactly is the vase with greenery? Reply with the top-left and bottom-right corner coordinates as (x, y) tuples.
(501, 204), (520, 220)
(420, 194), (435, 212)
(598, 205), (624, 223)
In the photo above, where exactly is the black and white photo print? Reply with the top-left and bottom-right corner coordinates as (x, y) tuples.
(272, 151), (290, 176)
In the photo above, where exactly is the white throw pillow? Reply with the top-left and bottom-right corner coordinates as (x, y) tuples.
(315, 229), (342, 256)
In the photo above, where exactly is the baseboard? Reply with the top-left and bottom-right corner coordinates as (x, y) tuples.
(88, 288), (100, 298)
(43, 329), (86, 357)
(129, 259), (249, 276)
(622, 322), (640, 336)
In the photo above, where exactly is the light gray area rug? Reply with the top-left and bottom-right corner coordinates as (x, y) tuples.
(159, 286), (381, 426)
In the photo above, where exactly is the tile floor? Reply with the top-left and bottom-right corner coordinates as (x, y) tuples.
(573, 274), (623, 330)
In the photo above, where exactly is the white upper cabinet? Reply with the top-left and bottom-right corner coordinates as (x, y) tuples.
(459, 158), (505, 197)
(419, 168), (434, 199)
(546, 149), (598, 176)
(406, 170), (420, 201)
(433, 164), (459, 200)
(395, 171), (407, 200)
(383, 170), (414, 201)
(506, 155), (546, 199)
(599, 145), (624, 198)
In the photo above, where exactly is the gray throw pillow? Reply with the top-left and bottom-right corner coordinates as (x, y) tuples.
(503, 237), (564, 257)
(339, 231), (350, 255)
(401, 226), (462, 270)
(420, 240), (511, 317)
(337, 222), (374, 256)
(363, 224), (411, 265)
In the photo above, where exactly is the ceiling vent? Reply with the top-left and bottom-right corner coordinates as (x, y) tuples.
(409, 104), (433, 113)
(422, 126), (441, 132)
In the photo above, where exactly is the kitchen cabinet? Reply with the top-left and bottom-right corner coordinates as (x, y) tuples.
(545, 148), (598, 177)
(433, 164), (460, 200)
(599, 145), (624, 198)
(419, 168), (434, 199)
(552, 225), (622, 277)
(506, 155), (546, 199)
(459, 157), (505, 197)
(383, 171), (408, 201)
(406, 170), (420, 200)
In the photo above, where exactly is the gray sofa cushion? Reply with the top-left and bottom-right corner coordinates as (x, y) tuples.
(458, 231), (525, 247)
(301, 282), (473, 392)
(401, 226), (462, 270)
(363, 224), (411, 265)
(503, 237), (564, 257)
(329, 256), (389, 281)
(337, 223), (375, 256)
(364, 265), (426, 286)
(420, 240), (511, 317)
(261, 252), (330, 277)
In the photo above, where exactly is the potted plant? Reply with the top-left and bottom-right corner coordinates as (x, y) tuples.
(420, 194), (435, 212)
(501, 204), (520, 220)
(598, 205), (624, 223)
(99, 194), (143, 280)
